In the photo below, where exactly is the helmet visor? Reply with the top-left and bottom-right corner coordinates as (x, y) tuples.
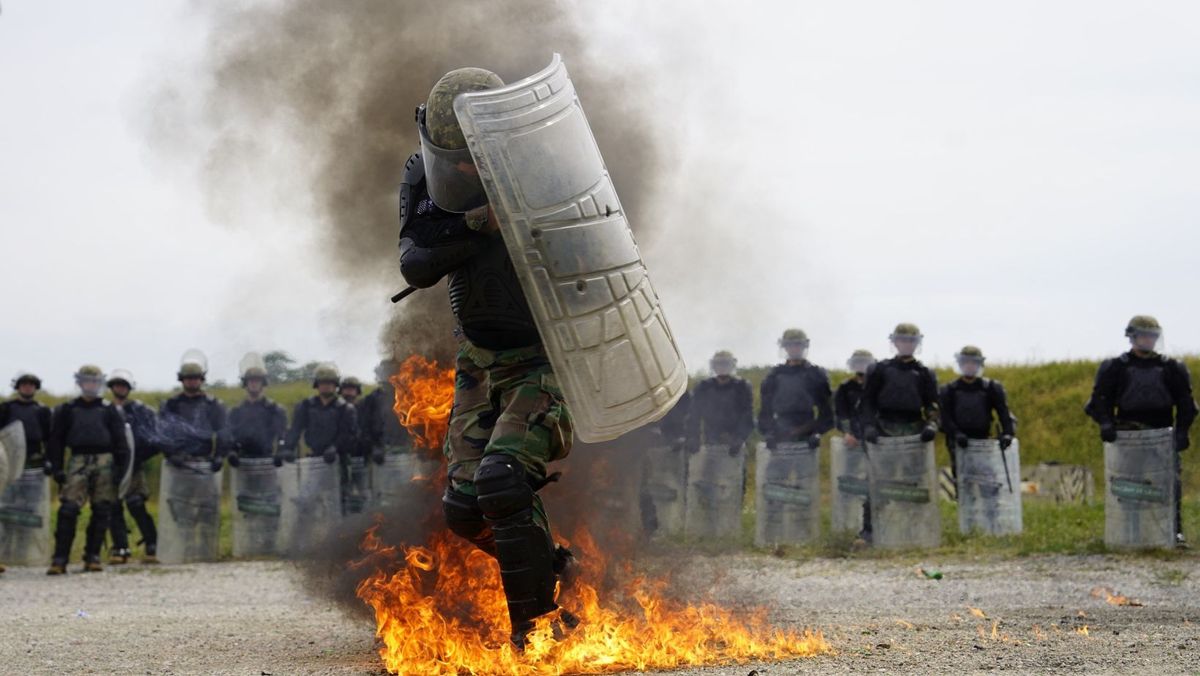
(417, 106), (488, 214)
(710, 356), (736, 376)
(1130, 329), (1162, 353)
(956, 355), (984, 377)
(847, 356), (875, 374)
(891, 335), (922, 357)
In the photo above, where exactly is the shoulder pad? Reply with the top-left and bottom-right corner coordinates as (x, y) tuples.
(399, 152), (425, 229)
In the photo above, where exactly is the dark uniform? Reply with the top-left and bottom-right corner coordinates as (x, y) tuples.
(757, 362), (834, 448)
(1086, 350), (1197, 539)
(940, 377), (1016, 476)
(104, 398), (159, 559)
(860, 358), (940, 441)
(0, 397), (52, 469)
(688, 377), (754, 452)
(47, 397), (130, 569)
(281, 395), (356, 463)
(358, 384), (414, 462)
(834, 378), (866, 439)
(229, 397), (288, 459)
(159, 393), (229, 467)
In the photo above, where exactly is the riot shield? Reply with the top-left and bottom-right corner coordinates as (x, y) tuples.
(343, 456), (371, 516)
(830, 436), (869, 534)
(158, 460), (222, 564)
(640, 444), (687, 538)
(278, 456), (342, 555)
(683, 444), (745, 540)
(1104, 428), (1176, 549)
(866, 435), (940, 548)
(0, 421), (27, 489)
(455, 54), (687, 442)
(370, 450), (442, 516)
(0, 468), (51, 565)
(232, 457), (282, 558)
(117, 423), (135, 499)
(956, 439), (1023, 536)
(590, 452), (644, 541)
(755, 442), (820, 547)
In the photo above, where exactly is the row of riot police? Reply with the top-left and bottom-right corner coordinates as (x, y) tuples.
(0, 349), (434, 574)
(639, 316), (1194, 551)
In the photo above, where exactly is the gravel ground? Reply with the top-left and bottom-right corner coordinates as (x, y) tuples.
(1, 553), (1197, 675)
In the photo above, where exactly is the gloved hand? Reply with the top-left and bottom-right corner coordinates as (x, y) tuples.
(42, 460), (54, 477)
(863, 426), (880, 444)
(806, 433), (822, 450)
(1174, 431), (1190, 452)
(272, 454), (284, 468)
(919, 425), (937, 443)
(727, 442), (742, 457)
(322, 447), (338, 464)
(371, 448), (386, 465)
(955, 432), (969, 449)
(764, 435), (778, 451)
(999, 434), (1014, 451)
(226, 452), (241, 468)
(1099, 423), (1117, 443)
(209, 458), (224, 473)
(167, 453), (187, 469)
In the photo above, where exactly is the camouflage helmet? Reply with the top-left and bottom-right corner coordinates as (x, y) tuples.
(312, 363), (341, 388)
(779, 328), (810, 345)
(425, 68), (504, 150)
(106, 368), (137, 390)
(340, 376), (363, 393)
(850, 349), (874, 361)
(712, 349), (735, 361)
(10, 371), (41, 390)
(75, 364), (104, 380)
(847, 349), (875, 372)
(178, 362), (206, 380)
(1125, 315), (1162, 337)
(956, 345), (985, 362)
(890, 322), (922, 338)
(240, 366), (268, 386)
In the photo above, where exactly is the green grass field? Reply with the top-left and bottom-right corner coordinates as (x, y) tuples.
(24, 356), (1200, 565)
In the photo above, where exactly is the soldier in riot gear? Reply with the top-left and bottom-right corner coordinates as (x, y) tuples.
(228, 360), (288, 467)
(1086, 315), (1197, 547)
(357, 359), (412, 465)
(639, 389), (691, 535)
(858, 323), (940, 543)
(159, 352), (230, 473)
(834, 350), (875, 447)
(687, 351), (753, 455)
(939, 346), (1015, 479)
(398, 67), (578, 648)
(339, 376), (363, 405)
(0, 372), (52, 471)
(45, 365), (130, 574)
(758, 329), (834, 451)
(280, 363), (356, 467)
(95, 370), (160, 564)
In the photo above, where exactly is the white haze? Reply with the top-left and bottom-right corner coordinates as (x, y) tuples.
(2, 0), (1199, 392)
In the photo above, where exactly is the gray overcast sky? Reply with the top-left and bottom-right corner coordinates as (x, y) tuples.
(2, 1), (1199, 393)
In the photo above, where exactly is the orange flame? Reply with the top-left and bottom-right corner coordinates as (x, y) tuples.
(390, 354), (456, 450)
(1090, 586), (1144, 607)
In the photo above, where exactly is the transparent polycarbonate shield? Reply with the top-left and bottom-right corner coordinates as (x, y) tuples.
(454, 54), (686, 442)
(755, 442), (820, 547)
(278, 456), (342, 555)
(0, 469), (51, 565)
(343, 456), (371, 516)
(0, 421), (27, 489)
(956, 439), (1023, 536)
(640, 443), (687, 538)
(830, 436), (869, 534)
(232, 457), (282, 558)
(1104, 428), (1176, 549)
(683, 444), (745, 540)
(866, 435), (940, 548)
(158, 460), (222, 564)
(371, 451), (443, 516)
(180, 348), (209, 373)
(117, 423), (135, 499)
(238, 352), (267, 379)
(590, 451), (644, 540)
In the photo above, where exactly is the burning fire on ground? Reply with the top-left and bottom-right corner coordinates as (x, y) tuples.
(360, 355), (831, 674)
(1090, 586), (1144, 607)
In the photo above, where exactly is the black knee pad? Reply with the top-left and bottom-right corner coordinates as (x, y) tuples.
(442, 488), (487, 540)
(92, 501), (114, 520)
(474, 455), (533, 521)
(125, 493), (146, 510)
(58, 502), (82, 520)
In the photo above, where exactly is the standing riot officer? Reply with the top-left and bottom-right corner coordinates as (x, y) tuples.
(939, 346), (1015, 478)
(159, 352), (229, 472)
(1086, 315), (1197, 547)
(0, 372), (52, 471)
(357, 359), (412, 465)
(687, 351), (753, 455)
(834, 350), (875, 447)
(280, 364), (356, 465)
(339, 377), (363, 405)
(758, 329), (834, 451)
(98, 370), (159, 564)
(45, 366), (130, 574)
(228, 357), (288, 466)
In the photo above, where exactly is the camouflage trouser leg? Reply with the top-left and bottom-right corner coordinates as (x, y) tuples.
(444, 341), (573, 533)
(57, 454), (117, 561)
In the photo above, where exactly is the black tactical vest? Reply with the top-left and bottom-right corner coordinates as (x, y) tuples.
(7, 400), (46, 444)
(65, 402), (113, 449)
(951, 383), (993, 436)
(302, 398), (345, 452)
(230, 400), (283, 457)
(772, 370), (817, 418)
(1118, 362), (1173, 413)
(447, 235), (539, 349)
(876, 364), (923, 414)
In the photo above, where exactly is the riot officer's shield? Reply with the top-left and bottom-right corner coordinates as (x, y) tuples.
(0, 468), (51, 565)
(956, 438), (1023, 536)
(455, 54), (687, 442)
(830, 436), (869, 534)
(640, 443), (687, 538)
(158, 460), (222, 564)
(232, 457), (282, 558)
(1104, 428), (1176, 549)
(0, 421), (27, 490)
(370, 450), (442, 516)
(866, 434), (940, 548)
(342, 456), (371, 517)
(117, 423), (136, 499)
(683, 444), (745, 540)
(755, 442), (820, 547)
(278, 456), (342, 555)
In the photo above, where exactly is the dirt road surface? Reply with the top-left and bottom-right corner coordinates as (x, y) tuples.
(2, 553), (1197, 674)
